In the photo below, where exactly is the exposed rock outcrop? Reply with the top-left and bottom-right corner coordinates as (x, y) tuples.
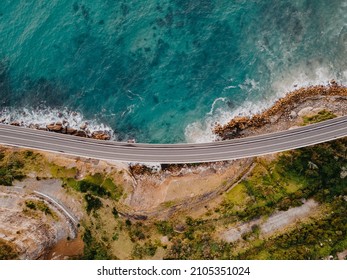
(0, 189), (78, 260)
(75, 130), (87, 137)
(91, 131), (111, 140)
(65, 127), (77, 135)
(5, 118), (112, 140)
(10, 121), (20, 126)
(46, 122), (63, 132)
(214, 84), (347, 140)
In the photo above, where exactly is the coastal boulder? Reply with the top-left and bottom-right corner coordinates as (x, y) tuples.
(80, 123), (88, 130)
(75, 130), (87, 137)
(330, 79), (338, 87)
(46, 122), (63, 132)
(10, 121), (20, 126)
(289, 111), (297, 119)
(29, 124), (40, 130)
(65, 127), (77, 135)
(91, 131), (111, 140)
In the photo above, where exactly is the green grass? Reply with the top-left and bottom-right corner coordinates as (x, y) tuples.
(283, 181), (302, 193)
(84, 173), (104, 185)
(219, 156), (313, 220)
(25, 200), (57, 218)
(225, 183), (248, 205)
(0, 151), (26, 185)
(236, 197), (347, 260)
(161, 200), (176, 208)
(50, 165), (78, 178)
(302, 110), (337, 125)
(102, 178), (123, 201)
(62, 173), (123, 201)
(220, 145), (338, 221)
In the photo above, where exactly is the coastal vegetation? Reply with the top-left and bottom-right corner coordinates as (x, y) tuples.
(161, 141), (346, 259)
(58, 171), (123, 202)
(0, 96), (345, 259)
(82, 229), (113, 260)
(0, 136), (346, 260)
(24, 200), (56, 218)
(0, 149), (26, 185)
(236, 197), (347, 260)
(218, 138), (346, 222)
(0, 238), (19, 260)
(302, 109), (336, 125)
(214, 84), (347, 139)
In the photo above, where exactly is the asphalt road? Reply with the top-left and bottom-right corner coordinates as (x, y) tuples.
(0, 116), (346, 163)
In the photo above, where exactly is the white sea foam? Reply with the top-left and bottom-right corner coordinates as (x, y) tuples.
(185, 63), (347, 144)
(121, 104), (136, 117)
(271, 65), (345, 97)
(185, 120), (217, 143)
(207, 97), (227, 115)
(224, 85), (237, 89)
(238, 78), (260, 92)
(0, 107), (116, 139)
(184, 99), (271, 143)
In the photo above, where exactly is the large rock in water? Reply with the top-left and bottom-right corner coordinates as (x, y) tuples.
(91, 131), (111, 140)
(46, 122), (63, 132)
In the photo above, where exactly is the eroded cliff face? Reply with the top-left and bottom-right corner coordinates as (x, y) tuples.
(0, 187), (78, 259)
(0, 146), (129, 260)
(0, 85), (346, 259)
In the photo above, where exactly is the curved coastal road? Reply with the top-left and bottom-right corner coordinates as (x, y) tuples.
(0, 116), (346, 163)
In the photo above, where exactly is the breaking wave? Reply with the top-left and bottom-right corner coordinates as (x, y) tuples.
(185, 63), (347, 143)
(0, 107), (116, 139)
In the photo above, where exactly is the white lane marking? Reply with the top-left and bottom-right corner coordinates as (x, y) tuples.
(0, 116), (346, 149)
(0, 125), (346, 162)
(0, 118), (346, 154)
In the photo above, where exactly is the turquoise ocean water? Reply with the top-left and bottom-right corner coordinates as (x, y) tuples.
(0, 1), (346, 143)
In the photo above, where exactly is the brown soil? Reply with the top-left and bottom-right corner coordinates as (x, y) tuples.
(1, 83), (347, 259)
(0, 186), (77, 259)
(123, 159), (254, 220)
(45, 233), (84, 260)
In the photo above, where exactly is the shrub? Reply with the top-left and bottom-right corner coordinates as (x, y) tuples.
(84, 194), (102, 214)
(112, 207), (119, 219)
(155, 221), (174, 236)
(0, 239), (18, 260)
(82, 229), (112, 260)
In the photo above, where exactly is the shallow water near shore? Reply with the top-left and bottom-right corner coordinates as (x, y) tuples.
(0, 1), (346, 143)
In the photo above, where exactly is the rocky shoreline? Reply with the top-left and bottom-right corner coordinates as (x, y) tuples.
(1, 83), (347, 259)
(1, 82), (346, 143)
(122, 82), (347, 220)
(0, 118), (112, 141)
(214, 82), (347, 140)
